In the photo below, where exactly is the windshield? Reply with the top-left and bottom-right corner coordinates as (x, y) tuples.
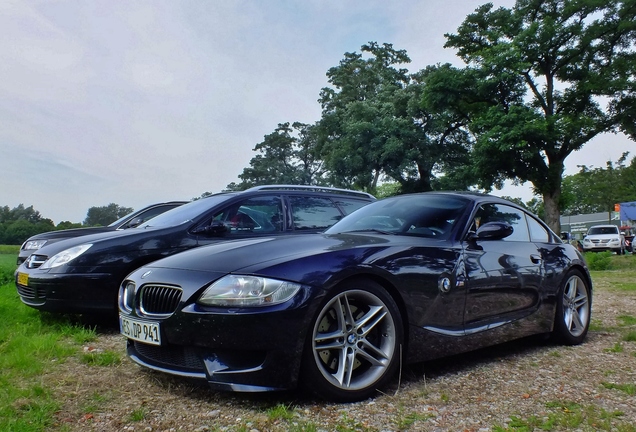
(139, 194), (236, 228)
(588, 226), (619, 235)
(325, 194), (469, 240)
(107, 211), (135, 228)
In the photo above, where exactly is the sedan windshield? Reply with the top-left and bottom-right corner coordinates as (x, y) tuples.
(139, 194), (237, 228)
(326, 194), (469, 240)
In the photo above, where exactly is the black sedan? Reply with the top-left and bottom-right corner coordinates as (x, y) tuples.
(15, 186), (374, 315)
(17, 201), (187, 265)
(118, 192), (592, 402)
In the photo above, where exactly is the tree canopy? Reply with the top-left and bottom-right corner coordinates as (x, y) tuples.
(441, 0), (636, 232)
(84, 203), (134, 227)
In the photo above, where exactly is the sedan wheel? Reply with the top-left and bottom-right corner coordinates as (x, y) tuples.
(553, 270), (591, 345)
(302, 280), (403, 402)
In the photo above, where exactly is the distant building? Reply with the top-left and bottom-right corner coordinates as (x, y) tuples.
(560, 212), (621, 239)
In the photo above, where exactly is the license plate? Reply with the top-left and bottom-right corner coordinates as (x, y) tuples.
(17, 272), (29, 286)
(120, 315), (161, 346)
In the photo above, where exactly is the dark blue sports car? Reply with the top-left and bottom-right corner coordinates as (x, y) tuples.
(118, 192), (592, 402)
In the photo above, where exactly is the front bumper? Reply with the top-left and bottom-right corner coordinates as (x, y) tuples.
(122, 301), (315, 392)
(15, 268), (119, 314)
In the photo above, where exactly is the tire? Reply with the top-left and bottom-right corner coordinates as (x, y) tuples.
(301, 279), (403, 402)
(552, 270), (591, 345)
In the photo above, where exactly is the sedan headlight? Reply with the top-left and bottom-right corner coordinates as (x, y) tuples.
(22, 239), (48, 250)
(40, 244), (92, 269)
(198, 275), (301, 307)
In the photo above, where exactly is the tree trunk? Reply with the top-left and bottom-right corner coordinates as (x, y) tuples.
(543, 190), (561, 235)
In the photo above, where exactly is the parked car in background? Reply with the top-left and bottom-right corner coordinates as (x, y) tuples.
(17, 201), (188, 265)
(581, 224), (625, 254)
(15, 186), (375, 316)
(118, 192), (592, 402)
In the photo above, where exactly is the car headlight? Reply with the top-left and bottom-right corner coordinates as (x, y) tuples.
(198, 275), (301, 307)
(40, 244), (92, 269)
(22, 239), (48, 251)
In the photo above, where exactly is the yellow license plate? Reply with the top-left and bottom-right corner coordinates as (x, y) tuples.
(17, 272), (29, 286)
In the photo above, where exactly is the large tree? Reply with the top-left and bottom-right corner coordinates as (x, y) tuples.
(229, 122), (325, 190)
(317, 43), (473, 194)
(84, 203), (133, 227)
(562, 152), (636, 216)
(444, 0), (636, 232)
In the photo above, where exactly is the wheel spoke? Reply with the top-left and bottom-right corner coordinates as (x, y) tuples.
(570, 309), (584, 330)
(356, 339), (389, 366)
(310, 287), (399, 394)
(356, 305), (386, 336)
(314, 329), (345, 350)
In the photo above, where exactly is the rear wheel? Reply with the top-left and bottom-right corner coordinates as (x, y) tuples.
(301, 279), (403, 402)
(552, 270), (591, 345)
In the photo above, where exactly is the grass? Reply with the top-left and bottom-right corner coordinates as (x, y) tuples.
(493, 400), (635, 432)
(0, 249), (97, 431)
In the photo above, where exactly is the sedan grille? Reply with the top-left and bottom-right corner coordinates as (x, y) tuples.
(139, 284), (182, 316)
(25, 254), (47, 269)
(17, 284), (47, 301)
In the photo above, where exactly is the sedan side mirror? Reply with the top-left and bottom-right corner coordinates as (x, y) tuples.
(468, 221), (514, 241)
(126, 217), (144, 228)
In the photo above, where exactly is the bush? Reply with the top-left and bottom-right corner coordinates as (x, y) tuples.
(584, 251), (614, 270)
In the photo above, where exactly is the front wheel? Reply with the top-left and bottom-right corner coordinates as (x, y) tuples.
(301, 279), (403, 402)
(552, 270), (591, 345)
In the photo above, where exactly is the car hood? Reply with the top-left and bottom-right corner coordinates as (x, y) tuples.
(142, 232), (433, 276)
(25, 226), (114, 242)
(30, 226), (166, 257)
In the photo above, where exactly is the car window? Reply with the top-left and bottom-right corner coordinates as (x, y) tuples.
(212, 195), (283, 235)
(289, 196), (343, 230)
(140, 194), (236, 228)
(527, 214), (550, 243)
(473, 203), (530, 242)
(588, 226), (618, 235)
(326, 194), (469, 239)
(335, 198), (371, 215)
(119, 204), (181, 229)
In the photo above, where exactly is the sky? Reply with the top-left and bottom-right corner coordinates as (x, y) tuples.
(1, 0), (633, 224)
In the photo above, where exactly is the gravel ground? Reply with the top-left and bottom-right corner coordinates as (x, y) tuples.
(47, 284), (636, 432)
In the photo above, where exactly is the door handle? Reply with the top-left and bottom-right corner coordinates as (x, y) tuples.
(530, 254), (542, 264)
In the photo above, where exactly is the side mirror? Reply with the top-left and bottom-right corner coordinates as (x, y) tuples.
(471, 221), (514, 241)
(126, 217), (144, 228)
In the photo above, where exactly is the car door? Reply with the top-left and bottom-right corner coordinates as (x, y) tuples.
(462, 203), (544, 331)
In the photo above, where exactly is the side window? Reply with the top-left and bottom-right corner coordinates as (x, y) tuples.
(527, 215), (550, 243)
(211, 195), (283, 235)
(289, 196), (343, 230)
(131, 205), (180, 227)
(335, 198), (371, 215)
(473, 203), (530, 242)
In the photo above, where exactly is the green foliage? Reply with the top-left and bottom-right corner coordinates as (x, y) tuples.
(441, 0), (636, 232)
(602, 382), (636, 396)
(84, 203), (133, 227)
(80, 350), (121, 367)
(230, 122), (326, 190)
(0, 253), (102, 431)
(563, 153), (636, 215)
(0, 244), (20, 254)
(128, 407), (147, 422)
(584, 251), (614, 271)
(265, 403), (295, 421)
(494, 400), (632, 432)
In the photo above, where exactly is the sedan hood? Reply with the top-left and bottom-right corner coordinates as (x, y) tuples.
(143, 232), (417, 275)
(26, 226), (114, 241)
(31, 226), (164, 257)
